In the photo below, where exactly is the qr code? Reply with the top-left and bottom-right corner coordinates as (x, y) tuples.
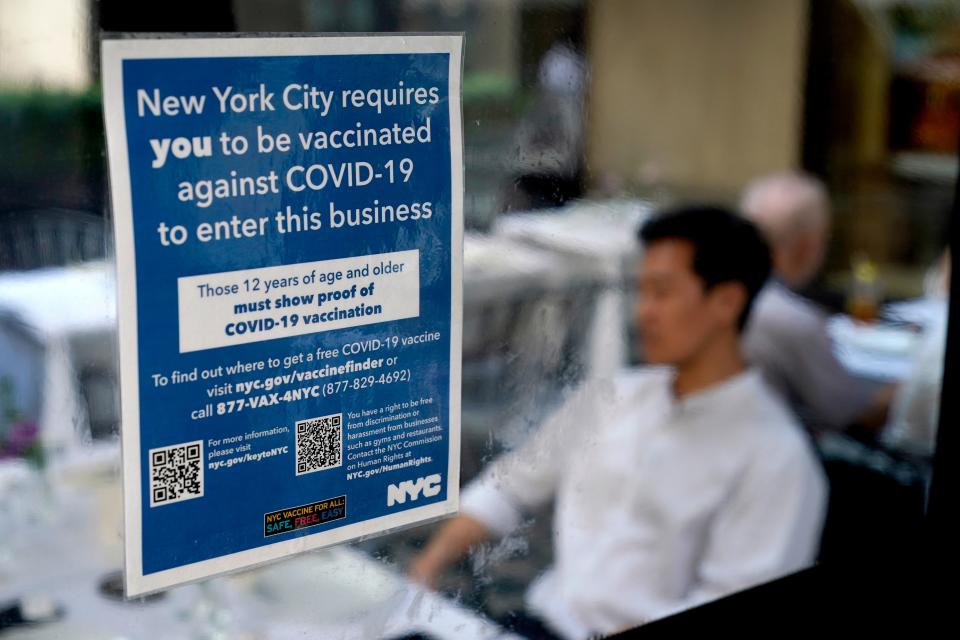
(296, 413), (342, 476)
(149, 440), (204, 507)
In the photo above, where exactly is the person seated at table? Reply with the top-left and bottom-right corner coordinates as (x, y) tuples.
(409, 206), (827, 639)
(740, 171), (893, 435)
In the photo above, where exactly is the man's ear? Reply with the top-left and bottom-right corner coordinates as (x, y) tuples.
(710, 281), (748, 328)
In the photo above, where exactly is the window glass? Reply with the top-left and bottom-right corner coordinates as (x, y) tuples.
(0, 1), (952, 638)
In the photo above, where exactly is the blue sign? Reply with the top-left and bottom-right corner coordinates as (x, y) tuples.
(102, 35), (464, 596)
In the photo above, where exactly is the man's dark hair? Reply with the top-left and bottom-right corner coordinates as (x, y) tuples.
(638, 204), (772, 331)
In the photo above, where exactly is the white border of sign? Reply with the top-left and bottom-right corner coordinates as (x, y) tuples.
(101, 34), (464, 598)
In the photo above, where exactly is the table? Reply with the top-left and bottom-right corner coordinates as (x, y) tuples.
(0, 454), (517, 640)
(0, 262), (116, 455)
(827, 297), (948, 385)
(827, 314), (920, 384)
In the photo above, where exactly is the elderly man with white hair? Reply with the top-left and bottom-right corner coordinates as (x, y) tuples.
(741, 171), (892, 434)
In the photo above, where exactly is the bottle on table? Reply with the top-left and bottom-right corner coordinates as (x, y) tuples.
(847, 253), (880, 323)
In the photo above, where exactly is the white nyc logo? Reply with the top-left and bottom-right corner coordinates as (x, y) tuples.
(387, 474), (442, 507)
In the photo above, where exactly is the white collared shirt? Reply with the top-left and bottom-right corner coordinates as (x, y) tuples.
(461, 367), (827, 639)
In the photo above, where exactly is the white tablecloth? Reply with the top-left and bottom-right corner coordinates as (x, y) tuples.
(0, 456), (515, 640)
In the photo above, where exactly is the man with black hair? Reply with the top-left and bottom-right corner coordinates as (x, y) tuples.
(411, 206), (827, 639)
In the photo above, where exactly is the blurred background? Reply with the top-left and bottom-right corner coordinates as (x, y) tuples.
(0, 1), (956, 638)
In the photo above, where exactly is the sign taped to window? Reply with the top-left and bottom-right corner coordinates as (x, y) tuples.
(101, 34), (463, 596)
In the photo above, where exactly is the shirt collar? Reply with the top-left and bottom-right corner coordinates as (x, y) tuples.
(764, 276), (790, 295)
(668, 367), (762, 418)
